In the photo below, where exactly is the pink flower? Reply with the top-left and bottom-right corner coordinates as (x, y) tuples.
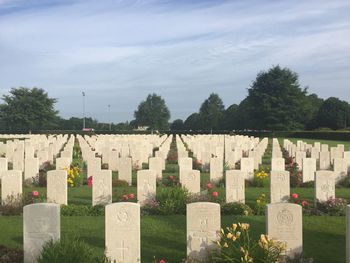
(128, 193), (135, 199)
(159, 260), (166, 263)
(206, 182), (213, 190)
(168, 175), (174, 181)
(291, 193), (298, 199)
(32, 191), (39, 197)
(122, 195), (129, 201)
(87, 176), (93, 187)
(212, 191), (219, 198)
(301, 200), (308, 207)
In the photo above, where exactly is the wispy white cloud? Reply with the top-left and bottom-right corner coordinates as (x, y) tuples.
(0, 0), (349, 122)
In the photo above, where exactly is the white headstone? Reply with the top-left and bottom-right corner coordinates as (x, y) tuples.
(137, 170), (157, 203)
(270, 171), (290, 203)
(187, 202), (220, 261)
(92, 170), (112, 206)
(302, 158), (316, 183)
(315, 171), (335, 202)
(271, 157), (285, 171)
(118, 157), (132, 185)
(23, 203), (60, 263)
(1, 170), (22, 205)
(210, 157), (223, 182)
(225, 170), (245, 203)
(181, 170), (200, 194)
(47, 170), (67, 205)
(266, 203), (302, 257)
(105, 203), (140, 263)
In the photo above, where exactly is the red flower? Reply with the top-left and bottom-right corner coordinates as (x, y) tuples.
(159, 260), (166, 263)
(297, 171), (302, 177)
(168, 175), (174, 181)
(291, 193), (298, 199)
(212, 191), (219, 198)
(32, 191), (39, 197)
(122, 195), (129, 201)
(128, 193), (135, 199)
(301, 200), (308, 207)
(87, 176), (93, 187)
(206, 182), (213, 190)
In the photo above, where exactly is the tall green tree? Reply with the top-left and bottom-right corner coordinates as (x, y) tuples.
(245, 65), (308, 130)
(316, 97), (350, 130)
(198, 93), (225, 130)
(221, 103), (238, 130)
(134, 93), (170, 130)
(0, 87), (59, 132)
(184, 113), (201, 131)
(170, 119), (184, 131)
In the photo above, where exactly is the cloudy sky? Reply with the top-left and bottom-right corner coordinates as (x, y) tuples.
(0, 0), (349, 123)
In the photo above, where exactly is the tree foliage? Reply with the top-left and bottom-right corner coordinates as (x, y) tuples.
(134, 93), (170, 130)
(184, 113), (201, 131)
(245, 65), (308, 130)
(170, 119), (184, 131)
(317, 97), (350, 130)
(198, 93), (225, 130)
(0, 87), (59, 131)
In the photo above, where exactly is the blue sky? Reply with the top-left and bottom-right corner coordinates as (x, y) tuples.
(0, 0), (349, 123)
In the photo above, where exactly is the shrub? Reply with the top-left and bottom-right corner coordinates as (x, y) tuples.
(112, 179), (129, 187)
(0, 192), (46, 216)
(33, 170), (47, 187)
(0, 194), (22, 216)
(61, 205), (105, 216)
(140, 198), (160, 216)
(213, 222), (286, 263)
(156, 187), (188, 215)
(221, 202), (253, 216)
(186, 193), (211, 203)
(317, 197), (347, 216)
(253, 169), (269, 187)
(65, 165), (83, 187)
(37, 236), (109, 263)
(254, 193), (268, 215)
(0, 245), (23, 263)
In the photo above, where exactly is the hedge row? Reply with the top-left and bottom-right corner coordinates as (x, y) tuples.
(0, 130), (349, 141)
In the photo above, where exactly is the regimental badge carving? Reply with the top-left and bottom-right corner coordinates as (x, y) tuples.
(277, 209), (293, 225)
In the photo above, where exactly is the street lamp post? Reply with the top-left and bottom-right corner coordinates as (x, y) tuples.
(108, 104), (111, 131)
(82, 91), (86, 130)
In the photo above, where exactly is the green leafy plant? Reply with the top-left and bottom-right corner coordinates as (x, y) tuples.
(221, 202), (253, 216)
(60, 205), (105, 216)
(254, 193), (268, 215)
(37, 236), (110, 263)
(112, 179), (129, 187)
(213, 222), (286, 263)
(317, 197), (347, 216)
(156, 187), (188, 215)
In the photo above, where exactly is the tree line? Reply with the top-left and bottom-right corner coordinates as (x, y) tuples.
(0, 65), (349, 132)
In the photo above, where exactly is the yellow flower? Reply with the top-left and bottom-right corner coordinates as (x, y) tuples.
(223, 242), (228, 248)
(236, 231), (241, 238)
(232, 223), (237, 230)
(227, 232), (233, 239)
(241, 223), (249, 230)
(257, 199), (261, 203)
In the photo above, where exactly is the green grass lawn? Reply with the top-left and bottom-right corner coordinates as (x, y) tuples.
(0, 136), (349, 262)
(0, 215), (345, 263)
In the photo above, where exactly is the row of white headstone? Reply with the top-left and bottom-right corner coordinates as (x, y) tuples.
(23, 201), (305, 263)
(282, 139), (350, 182)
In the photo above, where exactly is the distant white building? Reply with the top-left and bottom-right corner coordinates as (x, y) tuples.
(135, 126), (149, 131)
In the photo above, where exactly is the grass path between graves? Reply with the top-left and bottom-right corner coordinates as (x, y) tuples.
(0, 215), (345, 263)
